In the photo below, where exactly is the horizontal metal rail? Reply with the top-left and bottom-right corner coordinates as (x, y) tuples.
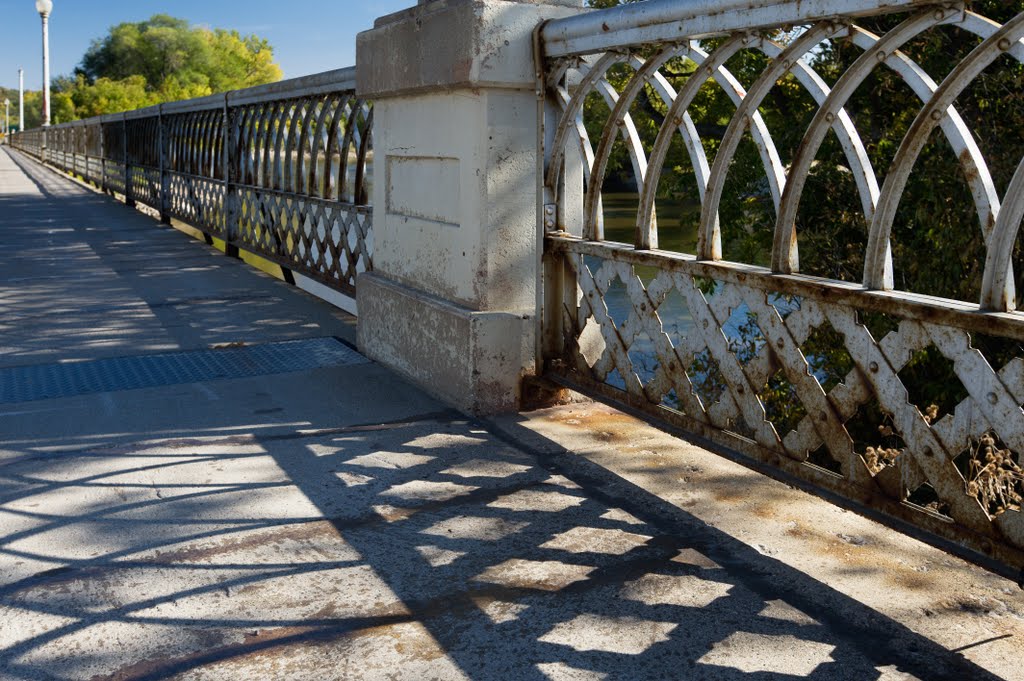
(539, 0), (1024, 574)
(9, 68), (372, 298)
(541, 0), (935, 58)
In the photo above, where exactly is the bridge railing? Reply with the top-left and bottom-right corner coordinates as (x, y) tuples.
(539, 0), (1024, 572)
(10, 68), (373, 297)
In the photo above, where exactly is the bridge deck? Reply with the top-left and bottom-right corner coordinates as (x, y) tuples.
(0, 147), (1019, 680)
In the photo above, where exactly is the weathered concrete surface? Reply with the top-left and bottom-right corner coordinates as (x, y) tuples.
(358, 272), (532, 414)
(356, 0), (586, 414)
(1, 147), (1022, 679)
(0, 148), (356, 367)
(358, 1), (584, 99)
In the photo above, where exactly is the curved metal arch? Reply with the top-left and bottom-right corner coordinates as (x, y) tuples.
(283, 100), (305, 193)
(849, 18), (1000, 242)
(591, 77), (654, 246)
(756, 36), (878, 228)
(354, 104), (374, 207)
(636, 56), (713, 209)
(686, 40), (788, 257)
(772, 9), (950, 274)
(959, 11), (1024, 63)
(203, 109), (221, 179)
(321, 96), (348, 201)
(200, 109), (217, 178)
(271, 100), (292, 191)
(545, 52), (623, 204)
(864, 11), (1024, 290)
(585, 45), (681, 250)
(299, 98), (327, 197)
(980, 157), (1024, 311)
(334, 100), (356, 202)
(237, 104), (260, 186)
(308, 95), (338, 198)
(700, 22), (842, 262)
(265, 101), (290, 190)
(551, 82), (605, 239)
(237, 104), (257, 185)
(636, 35), (748, 255)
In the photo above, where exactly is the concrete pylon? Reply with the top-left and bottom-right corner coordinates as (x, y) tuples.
(356, 0), (584, 414)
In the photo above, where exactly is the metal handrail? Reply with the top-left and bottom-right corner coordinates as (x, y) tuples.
(9, 67), (372, 297)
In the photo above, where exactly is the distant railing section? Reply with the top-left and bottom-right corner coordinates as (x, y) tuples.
(10, 68), (373, 297)
(540, 0), (1024, 572)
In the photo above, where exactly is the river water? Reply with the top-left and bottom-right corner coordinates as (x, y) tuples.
(582, 193), (797, 392)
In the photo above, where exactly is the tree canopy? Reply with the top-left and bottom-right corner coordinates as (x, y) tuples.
(47, 14), (282, 121)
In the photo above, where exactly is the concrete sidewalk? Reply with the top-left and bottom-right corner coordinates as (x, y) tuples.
(0, 146), (1021, 680)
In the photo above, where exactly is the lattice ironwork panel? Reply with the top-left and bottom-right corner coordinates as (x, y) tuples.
(84, 157), (103, 187)
(540, 2), (1024, 572)
(235, 188), (371, 295)
(129, 167), (161, 210)
(547, 239), (1024, 569)
(167, 173), (227, 237)
(104, 162), (125, 195)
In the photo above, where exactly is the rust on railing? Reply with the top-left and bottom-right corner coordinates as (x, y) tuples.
(538, 0), (1024, 574)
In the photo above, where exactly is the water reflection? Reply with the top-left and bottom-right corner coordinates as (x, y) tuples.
(582, 194), (800, 392)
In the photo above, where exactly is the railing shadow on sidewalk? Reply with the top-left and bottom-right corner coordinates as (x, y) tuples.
(0, 407), (1005, 680)
(0, 147), (355, 369)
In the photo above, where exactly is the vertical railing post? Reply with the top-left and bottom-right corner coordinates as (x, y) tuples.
(123, 112), (134, 207)
(223, 94), (240, 258)
(158, 104), (170, 224)
(99, 122), (107, 194)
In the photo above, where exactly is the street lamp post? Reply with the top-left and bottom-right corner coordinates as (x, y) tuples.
(36, 0), (52, 128)
(18, 68), (24, 133)
(4, 99), (9, 138)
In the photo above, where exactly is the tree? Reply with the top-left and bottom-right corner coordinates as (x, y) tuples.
(77, 15), (281, 98)
(36, 14), (284, 122)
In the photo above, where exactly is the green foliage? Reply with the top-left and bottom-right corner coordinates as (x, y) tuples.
(64, 75), (155, 119)
(26, 14), (283, 123)
(77, 15), (281, 99)
(0, 88), (44, 130)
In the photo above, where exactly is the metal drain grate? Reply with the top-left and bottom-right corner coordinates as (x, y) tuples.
(0, 337), (369, 404)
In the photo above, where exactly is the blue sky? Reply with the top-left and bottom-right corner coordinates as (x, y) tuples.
(0, 0), (412, 90)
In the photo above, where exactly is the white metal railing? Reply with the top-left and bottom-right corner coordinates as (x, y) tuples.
(539, 0), (1024, 574)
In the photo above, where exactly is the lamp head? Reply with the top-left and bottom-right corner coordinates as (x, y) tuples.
(35, 0), (52, 17)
